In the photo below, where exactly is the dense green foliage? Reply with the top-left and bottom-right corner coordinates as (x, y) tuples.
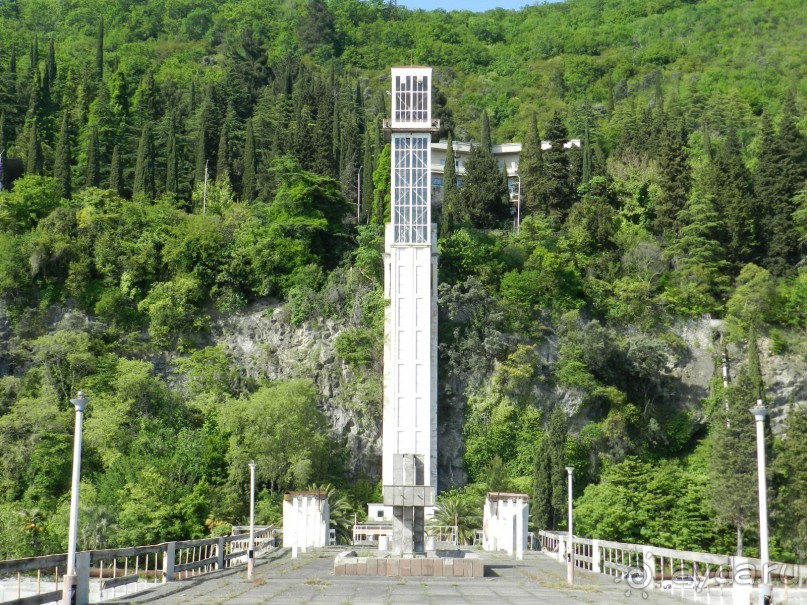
(0, 0), (806, 561)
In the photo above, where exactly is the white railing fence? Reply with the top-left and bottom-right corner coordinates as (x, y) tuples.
(538, 530), (807, 593)
(0, 526), (278, 605)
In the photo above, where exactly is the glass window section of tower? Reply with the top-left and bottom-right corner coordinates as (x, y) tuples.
(392, 134), (430, 244)
(394, 75), (429, 124)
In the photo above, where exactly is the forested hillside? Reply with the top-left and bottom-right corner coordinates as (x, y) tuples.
(1, 0), (806, 562)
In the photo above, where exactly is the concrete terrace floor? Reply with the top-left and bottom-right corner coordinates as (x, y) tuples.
(106, 549), (685, 605)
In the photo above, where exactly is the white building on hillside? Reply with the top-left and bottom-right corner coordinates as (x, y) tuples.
(429, 139), (581, 208)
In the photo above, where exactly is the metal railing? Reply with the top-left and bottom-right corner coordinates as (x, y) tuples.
(0, 526), (277, 605)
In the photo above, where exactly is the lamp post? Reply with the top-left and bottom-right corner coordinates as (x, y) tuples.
(566, 466), (575, 586)
(247, 460), (256, 580)
(750, 403), (771, 602)
(63, 391), (88, 605)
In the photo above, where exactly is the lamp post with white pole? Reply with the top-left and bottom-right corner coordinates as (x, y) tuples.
(247, 460), (256, 580)
(750, 403), (772, 604)
(566, 466), (574, 586)
(62, 391), (88, 605)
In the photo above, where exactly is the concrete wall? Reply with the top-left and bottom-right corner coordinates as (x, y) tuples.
(282, 493), (329, 550)
(482, 493), (529, 560)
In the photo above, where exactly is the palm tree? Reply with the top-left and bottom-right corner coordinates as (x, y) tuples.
(429, 492), (482, 546)
(308, 483), (355, 545)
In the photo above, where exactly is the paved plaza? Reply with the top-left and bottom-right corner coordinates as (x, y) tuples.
(106, 549), (688, 605)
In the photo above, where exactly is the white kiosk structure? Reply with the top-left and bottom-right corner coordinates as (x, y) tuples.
(282, 491), (330, 556)
(381, 67), (439, 555)
(482, 492), (529, 560)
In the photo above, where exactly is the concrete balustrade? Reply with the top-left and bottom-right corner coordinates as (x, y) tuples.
(0, 527), (277, 605)
(539, 529), (807, 594)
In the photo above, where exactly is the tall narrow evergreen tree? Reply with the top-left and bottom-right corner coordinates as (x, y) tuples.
(216, 120), (229, 180)
(533, 406), (568, 531)
(165, 122), (178, 195)
(133, 122), (155, 199)
(53, 111), (72, 198)
(706, 125), (757, 265)
(0, 111), (6, 155)
(25, 117), (41, 174)
(519, 111), (544, 215)
(440, 132), (460, 234)
(460, 139), (510, 229)
(109, 143), (122, 196)
(481, 109), (492, 152)
(710, 332), (764, 556)
(85, 125), (99, 187)
(361, 128), (374, 223)
(540, 111), (574, 220)
(756, 109), (802, 275)
(241, 117), (256, 201)
(654, 123), (691, 237)
(96, 18), (104, 82)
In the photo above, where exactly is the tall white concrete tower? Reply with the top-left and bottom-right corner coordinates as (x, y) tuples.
(381, 67), (439, 554)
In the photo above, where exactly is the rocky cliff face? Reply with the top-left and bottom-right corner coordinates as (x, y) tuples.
(209, 302), (383, 481)
(1, 298), (803, 485)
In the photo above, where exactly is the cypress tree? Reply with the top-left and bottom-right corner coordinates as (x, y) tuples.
(53, 111), (71, 198)
(654, 123), (691, 237)
(361, 127), (373, 222)
(540, 111), (574, 220)
(460, 141), (510, 229)
(216, 119), (229, 180)
(709, 333), (765, 556)
(133, 122), (155, 199)
(241, 117), (256, 201)
(755, 110), (798, 275)
(774, 404), (807, 562)
(25, 117), (41, 174)
(706, 125), (757, 266)
(481, 109), (492, 152)
(779, 92), (807, 186)
(0, 111), (6, 155)
(109, 143), (122, 196)
(519, 111), (544, 216)
(370, 144), (391, 225)
(165, 122), (178, 195)
(532, 406), (567, 531)
(95, 18), (104, 81)
(665, 193), (729, 314)
(440, 132), (460, 234)
(85, 125), (99, 187)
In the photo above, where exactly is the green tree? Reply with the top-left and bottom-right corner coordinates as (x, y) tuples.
(756, 110), (800, 275)
(85, 125), (99, 188)
(519, 111), (543, 216)
(459, 136), (510, 229)
(25, 117), (41, 174)
(533, 406), (568, 531)
(95, 18), (104, 81)
(705, 125), (757, 265)
(663, 193), (729, 315)
(440, 132), (460, 234)
(775, 405), (807, 563)
(53, 112), (71, 199)
(654, 123), (690, 237)
(241, 117), (256, 202)
(108, 144), (122, 196)
(221, 380), (331, 493)
(709, 333), (764, 556)
(370, 144), (390, 225)
(133, 122), (155, 199)
(539, 111), (574, 220)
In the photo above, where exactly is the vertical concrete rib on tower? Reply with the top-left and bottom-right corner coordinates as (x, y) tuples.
(381, 67), (439, 555)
